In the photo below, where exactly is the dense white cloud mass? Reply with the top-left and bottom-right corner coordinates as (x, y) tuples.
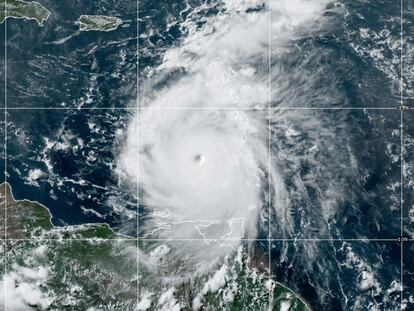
(119, 0), (333, 264)
(137, 108), (266, 241)
(0, 246), (51, 311)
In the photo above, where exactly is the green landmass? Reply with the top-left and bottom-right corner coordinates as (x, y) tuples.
(3, 239), (138, 310)
(0, 183), (117, 240)
(78, 14), (122, 32)
(138, 239), (310, 310)
(0, 0), (50, 25)
(0, 183), (309, 310)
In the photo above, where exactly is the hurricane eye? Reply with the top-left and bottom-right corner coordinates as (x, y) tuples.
(193, 154), (204, 163)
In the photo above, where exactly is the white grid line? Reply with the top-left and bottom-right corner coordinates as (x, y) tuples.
(267, 2), (272, 310)
(136, 0), (140, 307)
(0, 106), (404, 110)
(4, 0), (8, 309)
(400, 1), (404, 309)
(136, 0), (141, 307)
(0, 238), (404, 242)
(400, 108), (404, 310)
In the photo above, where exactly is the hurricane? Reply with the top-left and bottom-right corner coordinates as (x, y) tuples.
(116, 0), (407, 309)
(119, 0), (334, 255)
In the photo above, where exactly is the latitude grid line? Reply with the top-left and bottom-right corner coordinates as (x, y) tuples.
(0, 2), (411, 311)
(0, 106), (408, 110)
(0, 238), (406, 242)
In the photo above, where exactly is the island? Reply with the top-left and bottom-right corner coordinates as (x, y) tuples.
(0, 0), (50, 25)
(0, 183), (309, 310)
(78, 14), (123, 32)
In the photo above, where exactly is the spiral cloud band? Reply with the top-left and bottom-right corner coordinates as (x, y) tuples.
(139, 108), (267, 241)
(119, 0), (333, 260)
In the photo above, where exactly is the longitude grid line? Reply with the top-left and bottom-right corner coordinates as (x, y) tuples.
(267, 2), (272, 309)
(136, 0), (140, 307)
(400, 0), (404, 310)
(4, 0), (7, 309)
(401, 109), (404, 310)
